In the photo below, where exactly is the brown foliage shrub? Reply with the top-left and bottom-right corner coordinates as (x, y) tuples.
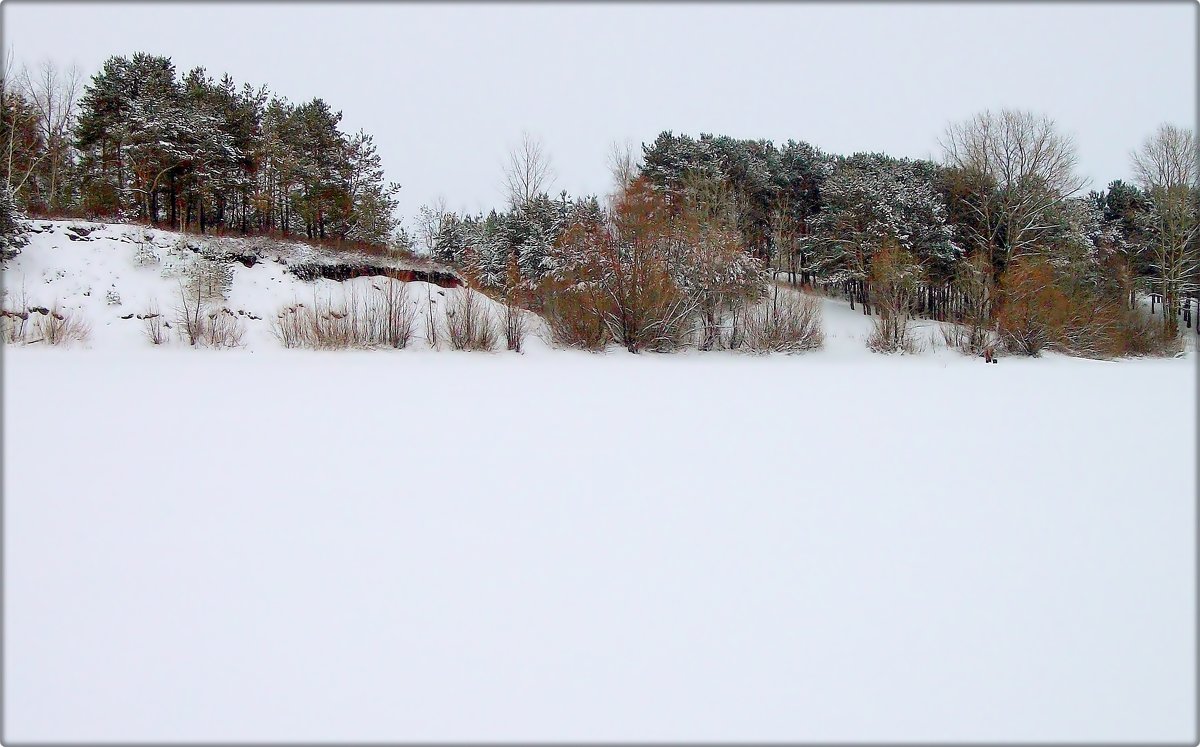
(549, 178), (694, 352)
(867, 244), (924, 354)
(996, 256), (1070, 356)
(996, 255), (1180, 358)
(538, 282), (609, 351)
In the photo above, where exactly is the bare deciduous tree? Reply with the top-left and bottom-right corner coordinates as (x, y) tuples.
(417, 195), (448, 256)
(941, 109), (1087, 269)
(19, 59), (81, 212)
(1131, 123), (1199, 336)
(606, 138), (639, 205)
(503, 131), (554, 209)
(2, 50), (44, 203)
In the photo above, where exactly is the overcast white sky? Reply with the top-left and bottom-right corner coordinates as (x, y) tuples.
(2, 2), (1196, 226)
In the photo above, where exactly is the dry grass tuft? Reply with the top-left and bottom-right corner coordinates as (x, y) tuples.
(33, 304), (90, 347)
(273, 280), (418, 350)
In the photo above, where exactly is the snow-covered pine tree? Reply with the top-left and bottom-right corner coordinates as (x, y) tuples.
(0, 187), (29, 264)
(808, 153), (960, 286)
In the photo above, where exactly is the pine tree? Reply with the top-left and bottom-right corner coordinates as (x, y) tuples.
(808, 153), (960, 285)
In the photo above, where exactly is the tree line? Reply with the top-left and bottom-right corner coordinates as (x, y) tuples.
(421, 115), (1197, 353)
(2, 51), (1196, 356)
(2, 53), (400, 246)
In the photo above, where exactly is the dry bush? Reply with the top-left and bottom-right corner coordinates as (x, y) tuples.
(423, 285), (440, 350)
(175, 281), (207, 346)
(1060, 299), (1182, 359)
(273, 281), (418, 350)
(550, 178), (695, 352)
(175, 282), (245, 348)
(538, 283), (609, 351)
(741, 291), (824, 353)
(273, 306), (307, 349)
(502, 296), (528, 352)
(944, 253), (998, 355)
(595, 247), (690, 352)
(993, 255), (1180, 359)
(2, 285), (31, 344)
(940, 321), (999, 357)
(362, 280), (418, 349)
(203, 309), (246, 348)
(995, 256), (1083, 356)
(496, 258), (529, 352)
(868, 314), (925, 354)
(445, 287), (497, 351)
(0, 309), (29, 344)
(143, 301), (167, 345)
(867, 244), (924, 354)
(273, 295), (354, 349)
(33, 305), (90, 346)
(1111, 305), (1183, 357)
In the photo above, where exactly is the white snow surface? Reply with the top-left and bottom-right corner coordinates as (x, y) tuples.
(2, 221), (1197, 743)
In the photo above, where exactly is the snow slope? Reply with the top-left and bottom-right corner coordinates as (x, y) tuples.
(2, 221), (1196, 743)
(2, 220), (543, 352)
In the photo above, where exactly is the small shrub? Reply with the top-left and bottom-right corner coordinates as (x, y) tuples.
(502, 300), (528, 352)
(540, 286), (608, 351)
(497, 280), (529, 353)
(175, 282), (207, 346)
(940, 321), (998, 357)
(867, 244), (924, 354)
(445, 287), (497, 351)
(273, 305), (307, 349)
(130, 230), (160, 267)
(741, 291), (824, 353)
(34, 304), (90, 346)
(365, 279), (418, 349)
(143, 302), (167, 345)
(272, 281), (418, 350)
(423, 286), (440, 350)
(182, 255), (233, 302)
(1, 285), (31, 344)
(1, 308), (30, 344)
(174, 282), (243, 348)
(995, 256), (1071, 356)
(203, 309), (246, 348)
(1111, 305), (1183, 357)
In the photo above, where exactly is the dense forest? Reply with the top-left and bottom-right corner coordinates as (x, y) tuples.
(2, 52), (1197, 356)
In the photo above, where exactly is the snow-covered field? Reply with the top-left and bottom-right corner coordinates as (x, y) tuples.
(2, 222), (1196, 743)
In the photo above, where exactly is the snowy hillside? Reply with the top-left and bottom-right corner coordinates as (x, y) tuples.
(1, 220), (550, 352)
(9, 219), (1190, 361)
